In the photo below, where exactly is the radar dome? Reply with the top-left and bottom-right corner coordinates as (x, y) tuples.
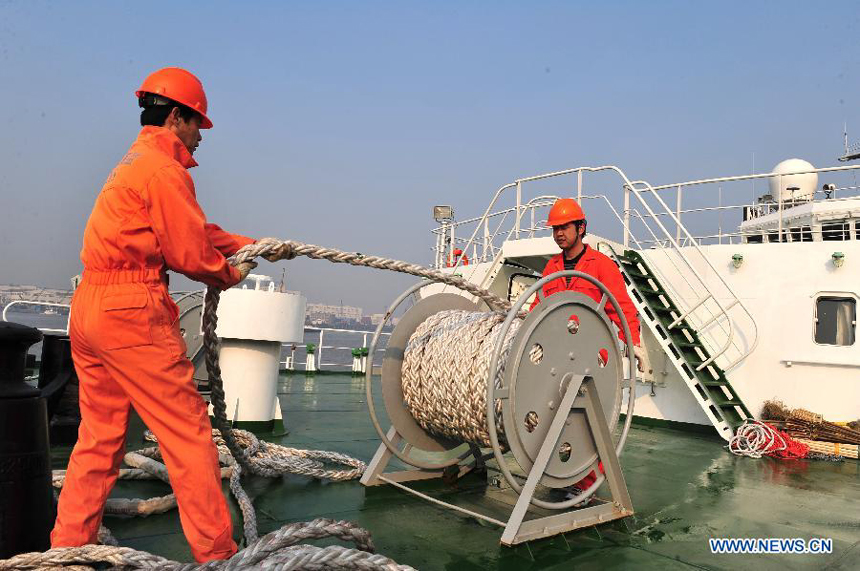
(768, 158), (817, 202)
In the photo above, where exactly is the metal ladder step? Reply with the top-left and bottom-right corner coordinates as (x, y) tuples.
(624, 268), (652, 280)
(710, 392), (744, 406)
(700, 378), (731, 387)
(718, 408), (744, 428)
(611, 246), (753, 439)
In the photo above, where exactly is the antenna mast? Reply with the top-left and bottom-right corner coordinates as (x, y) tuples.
(839, 122), (860, 161)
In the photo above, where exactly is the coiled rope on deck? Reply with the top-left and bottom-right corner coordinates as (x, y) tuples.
(728, 420), (809, 459)
(6, 239), (503, 569)
(0, 519), (413, 570)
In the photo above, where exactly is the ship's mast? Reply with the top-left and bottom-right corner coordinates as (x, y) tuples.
(838, 122), (860, 161)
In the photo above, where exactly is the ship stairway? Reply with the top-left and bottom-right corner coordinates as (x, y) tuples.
(607, 246), (754, 439)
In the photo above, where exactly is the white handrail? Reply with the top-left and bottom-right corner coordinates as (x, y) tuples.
(434, 164), (761, 373)
(646, 164), (860, 193)
(626, 177), (757, 370)
(286, 326), (392, 371)
(2, 301), (71, 334)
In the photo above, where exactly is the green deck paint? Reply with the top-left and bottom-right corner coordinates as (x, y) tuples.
(51, 372), (860, 569)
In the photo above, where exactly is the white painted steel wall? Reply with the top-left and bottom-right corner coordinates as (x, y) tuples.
(642, 241), (860, 422)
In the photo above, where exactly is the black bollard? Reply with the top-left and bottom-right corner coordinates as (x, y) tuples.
(0, 322), (54, 558)
(37, 334), (80, 445)
(38, 334), (73, 418)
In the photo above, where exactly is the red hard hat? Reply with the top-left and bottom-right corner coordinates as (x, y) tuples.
(547, 198), (585, 227)
(135, 67), (213, 129)
(453, 248), (463, 255)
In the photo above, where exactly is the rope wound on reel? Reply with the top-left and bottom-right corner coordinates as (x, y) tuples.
(363, 270), (637, 545)
(391, 284), (628, 488)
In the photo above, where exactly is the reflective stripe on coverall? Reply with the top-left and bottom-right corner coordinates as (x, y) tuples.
(528, 244), (640, 491)
(51, 126), (254, 562)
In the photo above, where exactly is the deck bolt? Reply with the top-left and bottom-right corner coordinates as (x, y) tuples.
(568, 352), (575, 360)
(548, 400), (555, 410)
(550, 367), (557, 376)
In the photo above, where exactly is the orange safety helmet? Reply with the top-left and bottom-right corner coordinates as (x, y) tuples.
(546, 198), (585, 227)
(135, 67), (213, 129)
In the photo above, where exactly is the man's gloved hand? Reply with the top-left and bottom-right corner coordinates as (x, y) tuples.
(235, 261), (257, 282)
(633, 344), (646, 373)
(258, 238), (297, 262)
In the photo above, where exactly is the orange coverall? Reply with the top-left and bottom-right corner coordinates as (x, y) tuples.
(529, 245), (640, 345)
(51, 126), (253, 562)
(529, 244), (640, 491)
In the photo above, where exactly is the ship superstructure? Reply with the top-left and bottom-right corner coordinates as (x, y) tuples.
(426, 160), (860, 438)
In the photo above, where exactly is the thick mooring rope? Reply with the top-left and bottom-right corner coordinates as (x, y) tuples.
(0, 519), (414, 570)
(401, 310), (524, 447)
(203, 238), (512, 474)
(3, 238), (505, 570)
(231, 239), (512, 312)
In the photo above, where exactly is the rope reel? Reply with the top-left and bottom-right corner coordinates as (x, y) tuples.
(366, 270), (635, 494)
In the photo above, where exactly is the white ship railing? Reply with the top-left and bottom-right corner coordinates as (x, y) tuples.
(433, 165), (860, 261)
(282, 326), (391, 372)
(642, 166), (860, 245)
(432, 164), (860, 370)
(1, 300), (386, 372)
(431, 166), (757, 371)
(2, 301), (71, 334)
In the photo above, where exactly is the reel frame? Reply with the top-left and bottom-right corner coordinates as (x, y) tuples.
(361, 271), (636, 545)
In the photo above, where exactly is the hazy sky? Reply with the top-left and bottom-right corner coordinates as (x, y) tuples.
(2, 1), (860, 311)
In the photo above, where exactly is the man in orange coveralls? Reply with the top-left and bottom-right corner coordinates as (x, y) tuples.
(51, 67), (268, 562)
(530, 198), (643, 495)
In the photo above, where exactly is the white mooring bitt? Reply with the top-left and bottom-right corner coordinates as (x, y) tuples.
(207, 282), (306, 428)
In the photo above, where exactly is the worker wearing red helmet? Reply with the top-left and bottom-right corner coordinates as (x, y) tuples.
(51, 67), (273, 562)
(530, 198), (643, 495)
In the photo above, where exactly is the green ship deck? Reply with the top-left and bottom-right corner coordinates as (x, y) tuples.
(51, 372), (860, 570)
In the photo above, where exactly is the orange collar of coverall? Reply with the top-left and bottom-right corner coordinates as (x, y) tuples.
(136, 126), (199, 169)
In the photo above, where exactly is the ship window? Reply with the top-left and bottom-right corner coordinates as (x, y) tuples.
(856, 221), (860, 240)
(822, 222), (850, 241)
(790, 227), (801, 242)
(814, 296), (856, 346)
(767, 231), (779, 243)
(801, 226), (813, 242)
(745, 234), (763, 244)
